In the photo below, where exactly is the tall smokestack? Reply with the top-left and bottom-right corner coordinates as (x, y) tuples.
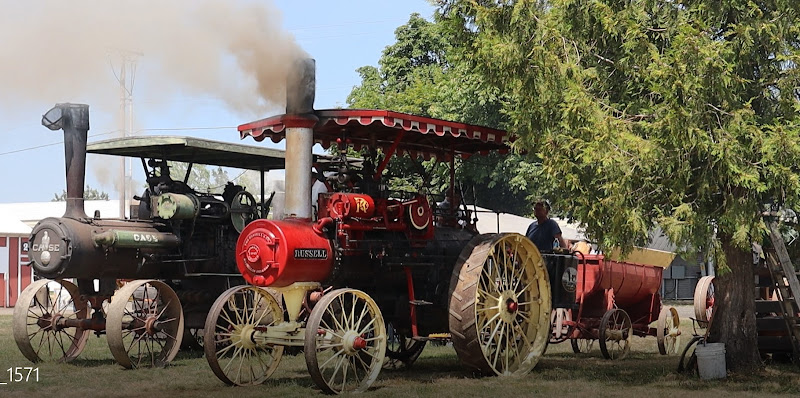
(286, 58), (315, 115)
(283, 58), (316, 219)
(42, 103), (90, 219)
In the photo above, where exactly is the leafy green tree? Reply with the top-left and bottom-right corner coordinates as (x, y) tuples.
(167, 162), (230, 193)
(438, 0), (800, 370)
(347, 13), (534, 214)
(52, 185), (109, 201)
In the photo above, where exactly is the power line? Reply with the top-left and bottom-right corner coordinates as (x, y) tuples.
(0, 126), (236, 157)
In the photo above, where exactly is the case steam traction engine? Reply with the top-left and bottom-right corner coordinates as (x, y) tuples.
(200, 59), (553, 394)
(14, 103), (287, 368)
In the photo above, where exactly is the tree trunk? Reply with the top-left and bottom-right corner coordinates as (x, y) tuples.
(707, 235), (762, 372)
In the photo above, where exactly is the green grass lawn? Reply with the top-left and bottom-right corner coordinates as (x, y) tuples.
(0, 311), (798, 397)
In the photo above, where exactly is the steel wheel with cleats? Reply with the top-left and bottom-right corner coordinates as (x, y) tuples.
(383, 322), (426, 370)
(13, 279), (90, 363)
(448, 233), (551, 376)
(657, 306), (681, 355)
(304, 288), (387, 394)
(598, 308), (632, 360)
(106, 279), (183, 368)
(204, 285), (284, 386)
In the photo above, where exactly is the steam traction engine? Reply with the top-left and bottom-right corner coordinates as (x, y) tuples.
(201, 60), (552, 394)
(14, 103), (286, 368)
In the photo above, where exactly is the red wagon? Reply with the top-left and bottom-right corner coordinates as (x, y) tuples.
(547, 249), (681, 359)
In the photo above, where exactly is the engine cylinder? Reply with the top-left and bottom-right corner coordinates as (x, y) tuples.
(236, 218), (333, 287)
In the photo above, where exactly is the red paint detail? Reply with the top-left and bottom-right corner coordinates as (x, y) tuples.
(507, 301), (518, 313)
(0, 237), (6, 246)
(237, 109), (514, 162)
(328, 193), (375, 219)
(9, 237), (19, 307)
(0, 274), (5, 307)
(353, 336), (367, 351)
(235, 219), (333, 288)
(16, 238), (31, 296)
(405, 267), (419, 338)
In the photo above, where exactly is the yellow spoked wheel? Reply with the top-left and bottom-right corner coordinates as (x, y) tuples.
(448, 233), (551, 376)
(13, 279), (90, 363)
(304, 288), (387, 394)
(598, 308), (632, 360)
(203, 285), (284, 386)
(657, 306), (681, 355)
(107, 279), (184, 368)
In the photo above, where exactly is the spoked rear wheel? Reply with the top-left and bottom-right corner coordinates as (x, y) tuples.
(448, 233), (551, 376)
(304, 288), (387, 394)
(570, 338), (594, 354)
(13, 279), (90, 363)
(106, 279), (184, 368)
(384, 322), (426, 370)
(599, 308), (632, 360)
(203, 285), (284, 386)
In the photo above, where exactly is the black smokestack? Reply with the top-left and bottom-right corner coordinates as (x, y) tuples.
(42, 103), (89, 219)
(286, 58), (315, 115)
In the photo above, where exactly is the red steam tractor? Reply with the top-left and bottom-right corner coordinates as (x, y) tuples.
(200, 59), (552, 393)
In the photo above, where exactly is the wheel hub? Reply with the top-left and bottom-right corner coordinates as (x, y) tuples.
(231, 324), (257, 350)
(498, 290), (519, 324)
(144, 316), (158, 336)
(342, 331), (366, 355)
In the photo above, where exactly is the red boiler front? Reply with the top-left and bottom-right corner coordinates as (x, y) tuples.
(236, 218), (333, 287)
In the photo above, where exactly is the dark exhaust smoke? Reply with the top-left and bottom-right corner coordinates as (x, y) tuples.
(42, 103), (90, 219)
(286, 58), (315, 115)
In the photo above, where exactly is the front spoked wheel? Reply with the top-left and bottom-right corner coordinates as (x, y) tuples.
(13, 279), (90, 363)
(204, 285), (284, 386)
(304, 288), (387, 394)
(106, 280), (183, 368)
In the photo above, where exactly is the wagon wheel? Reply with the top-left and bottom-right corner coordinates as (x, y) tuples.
(384, 322), (426, 370)
(107, 280), (184, 368)
(181, 327), (204, 350)
(657, 306), (681, 355)
(693, 276), (715, 324)
(13, 279), (90, 363)
(570, 338), (594, 354)
(204, 285), (284, 386)
(598, 308), (632, 360)
(448, 233), (551, 376)
(304, 288), (387, 394)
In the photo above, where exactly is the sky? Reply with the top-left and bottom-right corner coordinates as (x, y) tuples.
(0, 0), (436, 204)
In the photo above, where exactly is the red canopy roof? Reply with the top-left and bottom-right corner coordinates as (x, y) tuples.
(238, 109), (511, 161)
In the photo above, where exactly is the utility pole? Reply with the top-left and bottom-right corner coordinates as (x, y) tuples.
(111, 50), (142, 218)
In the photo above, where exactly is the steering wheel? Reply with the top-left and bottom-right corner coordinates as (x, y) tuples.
(230, 191), (258, 233)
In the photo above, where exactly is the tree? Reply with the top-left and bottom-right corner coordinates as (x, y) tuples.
(347, 13), (535, 215)
(167, 162), (230, 193)
(437, 0), (800, 371)
(52, 185), (109, 201)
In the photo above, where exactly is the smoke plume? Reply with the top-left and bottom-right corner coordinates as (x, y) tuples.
(0, 0), (306, 115)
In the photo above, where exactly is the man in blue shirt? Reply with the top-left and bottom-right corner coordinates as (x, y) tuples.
(525, 200), (567, 252)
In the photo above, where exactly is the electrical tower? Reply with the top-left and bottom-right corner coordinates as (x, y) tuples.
(110, 50), (142, 218)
